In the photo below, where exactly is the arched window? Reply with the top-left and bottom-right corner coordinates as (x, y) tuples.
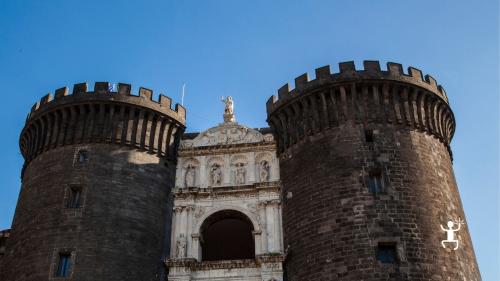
(200, 210), (255, 261)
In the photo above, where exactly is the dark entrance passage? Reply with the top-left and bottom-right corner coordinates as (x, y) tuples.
(200, 210), (255, 261)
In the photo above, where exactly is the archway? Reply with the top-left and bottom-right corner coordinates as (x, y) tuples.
(200, 210), (255, 261)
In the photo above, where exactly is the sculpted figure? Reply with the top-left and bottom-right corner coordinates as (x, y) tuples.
(221, 96), (235, 122)
(184, 164), (196, 187)
(221, 96), (234, 115)
(211, 164), (222, 186)
(176, 234), (187, 258)
(235, 163), (246, 184)
(259, 160), (270, 182)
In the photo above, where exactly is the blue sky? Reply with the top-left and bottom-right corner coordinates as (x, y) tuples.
(0, 0), (498, 279)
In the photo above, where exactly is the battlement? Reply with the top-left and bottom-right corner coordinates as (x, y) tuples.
(20, 82), (187, 163)
(265, 60), (456, 155)
(28, 82), (186, 124)
(267, 60), (448, 114)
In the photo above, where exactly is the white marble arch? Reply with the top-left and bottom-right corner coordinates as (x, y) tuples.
(191, 205), (262, 261)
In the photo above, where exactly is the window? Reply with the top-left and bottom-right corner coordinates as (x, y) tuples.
(67, 187), (82, 208)
(55, 253), (72, 277)
(376, 243), (398, 264)
(367, 170), (383, 194)
(77, 150), (88, 163)
(365, 130), (374, 142)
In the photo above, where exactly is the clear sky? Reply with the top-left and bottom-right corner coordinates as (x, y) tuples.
(0, 0), (498, 279)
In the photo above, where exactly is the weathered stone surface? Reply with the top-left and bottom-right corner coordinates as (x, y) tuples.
(1, 84), (185, 281)
(266, 62), (480, 281)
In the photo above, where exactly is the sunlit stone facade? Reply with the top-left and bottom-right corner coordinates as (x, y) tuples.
(166, 108), (284, 281)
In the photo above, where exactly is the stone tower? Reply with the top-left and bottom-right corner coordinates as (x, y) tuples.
(1, 83), (185, 281)
(266, 61), (481, 281)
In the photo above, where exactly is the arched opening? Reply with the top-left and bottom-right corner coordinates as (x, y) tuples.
(200, 210), (255, 261)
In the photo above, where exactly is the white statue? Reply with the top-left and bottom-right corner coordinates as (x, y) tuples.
(259, 161), (270, 182)
(440, 218), (464, 250)
(184, 164), (196, 187)
(176, 234), (187, 258)
(221, 96), (235, 122)
(235, 163), (246, 184)
(210, 164), (222, 186)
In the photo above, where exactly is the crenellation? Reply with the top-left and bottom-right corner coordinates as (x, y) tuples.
(363, 60), (381, 73)
(118, 82), (131, 95)
(294, 73), (310, 89)
(266, 61), (450, 114)
(277, 83), (290, 100)
(387, 62), (404, 75)
(26, 82), (186, 124)
(94, 82), (109, 93)
(73, 82), (88, 94)
(40, 93), (53, 105)
(160, 94), (172, 108)
(339, 61), (356, 74)
(54, 87), (69, 99)
(315, 65), (331, 78)
(139, 87), (153, 100)
(408, 67), (423, 81)
(424, 74), (438, 89)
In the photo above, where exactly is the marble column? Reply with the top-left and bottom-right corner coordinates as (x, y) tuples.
(253, 230), (262, 255)
(186, 206), (194, 258)
(259, 202), (268, 253)
(170, 207), (182, 257)
(191, 233), (201, 261)
(266, 201), (278, 253)
(199, 156), (207, 188)
(175, 159), (183, 188)
(248, 152), (256, 183)
(272, 201), (282, 252)
(223, 154), (231, 185)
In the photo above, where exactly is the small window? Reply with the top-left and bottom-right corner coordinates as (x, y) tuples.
(55, 253), (72, 277)
(78, 150), (88, 163)
(376, 243), (398, 264)
(365, 130), (374, 142)
(67, 187), (82, 208)
(367, 170), (383, 194)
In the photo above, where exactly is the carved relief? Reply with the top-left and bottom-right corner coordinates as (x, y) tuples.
(182, 123), (265, 147)
(176, 234), (187, 259)
(210, 164), (222, 186)
(259, 160), (270, 182)
(235, 163), (246, 185)
(194, 207), (205, 219)
(184, 164), (196, 188)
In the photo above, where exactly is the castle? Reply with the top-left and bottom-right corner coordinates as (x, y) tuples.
(0, 61), (481, 281)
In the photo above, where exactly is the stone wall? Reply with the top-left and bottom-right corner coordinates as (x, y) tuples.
(1, 83), (185, 281)
(267, 61), (481, 281)
(1, 144), (174, 281)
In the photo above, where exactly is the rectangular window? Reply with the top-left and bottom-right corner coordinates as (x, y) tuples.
(55, 253), (71, 277)
(365, 130), (374, 142)
(67, 187), (82, 208)
(367, 170), (383, 194)
(376, 243), (398, 264)
(78, 150), (88, 163)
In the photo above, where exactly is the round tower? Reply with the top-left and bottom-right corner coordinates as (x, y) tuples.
(266, 61), (480, 281)
(1, 82), (185, 281)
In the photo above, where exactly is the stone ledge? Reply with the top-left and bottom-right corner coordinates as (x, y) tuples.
(173, 181), (281, 198)
(165, 258), (259, 270)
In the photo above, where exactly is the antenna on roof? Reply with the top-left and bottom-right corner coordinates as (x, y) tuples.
(181, 83), (186, 106)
